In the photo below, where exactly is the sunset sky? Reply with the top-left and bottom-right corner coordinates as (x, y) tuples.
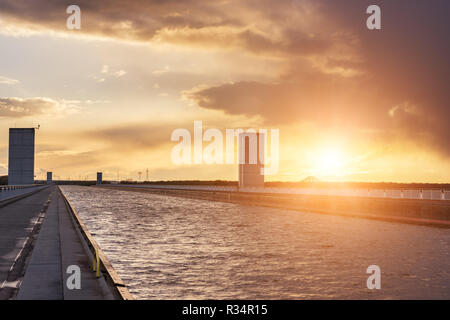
(0, 0), (449, 182)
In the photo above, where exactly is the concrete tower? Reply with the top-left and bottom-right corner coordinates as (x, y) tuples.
(47, 172), (53, 184)
(8, 128), (35, 185)
(97, 172), (102, 185)
(238, 132), (264, 189)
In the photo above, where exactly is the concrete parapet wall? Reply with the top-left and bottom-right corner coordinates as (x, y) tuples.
(100, 186), (450, 228)
(59, 187), (134, 300)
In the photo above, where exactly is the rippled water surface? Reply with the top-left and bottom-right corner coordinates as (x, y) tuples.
(60, 186), (450, 299)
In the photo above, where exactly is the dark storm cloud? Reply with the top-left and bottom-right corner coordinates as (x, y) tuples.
(187, 0), (450, 155)
(1, 0), (449, 155)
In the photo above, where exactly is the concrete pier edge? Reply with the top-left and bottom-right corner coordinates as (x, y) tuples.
(59, 186), (134, 300)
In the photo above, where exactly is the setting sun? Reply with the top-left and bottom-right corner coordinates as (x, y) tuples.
(312, 148), (347, 177)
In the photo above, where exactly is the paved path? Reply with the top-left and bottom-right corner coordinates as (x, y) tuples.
(0, 186), (113, 300)
(16, 188), (110, 300)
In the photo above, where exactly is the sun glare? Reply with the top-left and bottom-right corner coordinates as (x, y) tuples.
(313, 148), (347, 177)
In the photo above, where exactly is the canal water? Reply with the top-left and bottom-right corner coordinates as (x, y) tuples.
(60, 186), (450, 299)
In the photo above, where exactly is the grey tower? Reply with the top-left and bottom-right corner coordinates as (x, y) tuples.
(8, 128), (35, 185)
(47, 172), (53, 184)
(97, 172), (102, 185)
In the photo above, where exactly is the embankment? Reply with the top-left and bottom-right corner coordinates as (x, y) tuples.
(98, 186), (450, 228)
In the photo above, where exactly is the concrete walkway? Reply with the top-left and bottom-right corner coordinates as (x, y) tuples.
(16, 187), (63, 299)
(16, 188), (110, 300)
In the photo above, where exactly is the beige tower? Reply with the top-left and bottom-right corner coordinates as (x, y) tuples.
(238, 132), (264, 189)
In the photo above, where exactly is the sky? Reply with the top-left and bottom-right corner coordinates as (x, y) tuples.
(0, 0), (449, 182)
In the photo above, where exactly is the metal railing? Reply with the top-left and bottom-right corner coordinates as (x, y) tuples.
(111, 184), (450, 201)
(0, 185), (49, 205)
(0, 185), (37, 192)
(241, 187), (449, 200)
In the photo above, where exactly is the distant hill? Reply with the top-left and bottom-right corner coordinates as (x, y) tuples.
(302, 176), (320, 183)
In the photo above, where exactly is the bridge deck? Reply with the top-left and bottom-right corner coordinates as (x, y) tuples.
(0, 186), (121, 300)
(0, 187), (51, 299)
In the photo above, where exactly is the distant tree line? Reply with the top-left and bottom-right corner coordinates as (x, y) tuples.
(119, 180), (238, 186)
